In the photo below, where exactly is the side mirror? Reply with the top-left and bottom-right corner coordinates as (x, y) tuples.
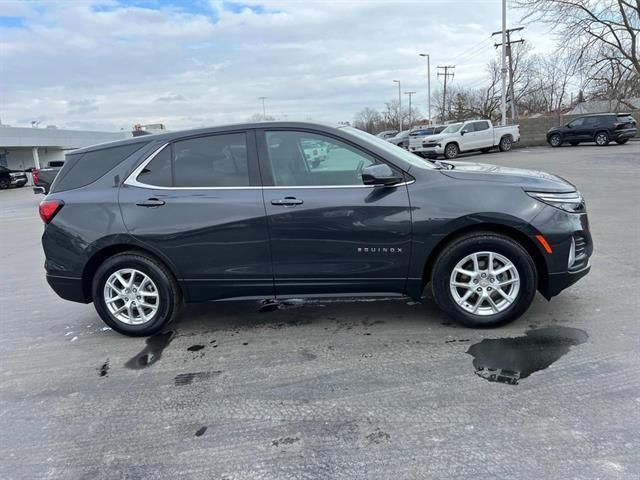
(362, 164), (403, 186)
(460, 129), (468, 136)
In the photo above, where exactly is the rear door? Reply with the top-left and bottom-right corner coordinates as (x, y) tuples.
(257, 128), (412, 296)
(471, 120), (492, 148)
(119, 130), (274, 302)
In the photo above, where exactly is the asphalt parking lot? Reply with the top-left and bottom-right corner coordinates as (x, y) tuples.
(1, 142), (639, 479)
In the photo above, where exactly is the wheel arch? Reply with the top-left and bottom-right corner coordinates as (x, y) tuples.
(81, 243), (182, 302)
(421, 222), (547, 293)
(500, 133), (513, 142)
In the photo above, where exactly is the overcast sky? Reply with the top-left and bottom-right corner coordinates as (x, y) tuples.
(0, 0), (558, 131)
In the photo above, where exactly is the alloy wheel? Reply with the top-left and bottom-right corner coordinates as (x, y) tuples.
(103, 268), (159, 325)
(550, 135), (561, 147)
(449, 251), (520, 316)
(595, 133), (608, 145)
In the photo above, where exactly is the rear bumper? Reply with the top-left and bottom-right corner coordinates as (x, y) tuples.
(46, 274), (90, 303)
(612, 128), (637, 140)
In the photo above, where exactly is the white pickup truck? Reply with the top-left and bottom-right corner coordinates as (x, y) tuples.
(419, 119), (520, 159)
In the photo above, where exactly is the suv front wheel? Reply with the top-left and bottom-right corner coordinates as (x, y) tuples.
(92, 251), (181, 336)
(431, 233), (537, 328)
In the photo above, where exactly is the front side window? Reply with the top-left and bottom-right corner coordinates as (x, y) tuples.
(265, 131), (381, 186)
(568, 117), (585, 128)
(442, 123), (463, 134)
(137, 133), (249, 188)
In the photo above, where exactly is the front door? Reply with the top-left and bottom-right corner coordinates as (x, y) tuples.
(119, 131), (274, 302)
(257, 129), (412, 296)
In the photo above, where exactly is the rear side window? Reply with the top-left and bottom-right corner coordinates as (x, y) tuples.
(475, 121), (490, 131)
(173, 133), (249, 187)
(51, 142), (147, 193)
(135, 133), (249, 188)
(137, 147), (172, 187)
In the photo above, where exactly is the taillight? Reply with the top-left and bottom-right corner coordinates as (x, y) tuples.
(39, 199), (64, 224)
(32, 169), (40, 185)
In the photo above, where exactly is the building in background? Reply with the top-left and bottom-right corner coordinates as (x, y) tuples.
(0, 125), (132, 171)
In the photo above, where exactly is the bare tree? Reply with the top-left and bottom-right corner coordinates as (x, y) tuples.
(353, 107), (382, 133)
(514, 0), (640, 76)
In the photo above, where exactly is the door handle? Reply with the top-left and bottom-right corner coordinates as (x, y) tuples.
(136, 198), (166, 207)
(271, 197), (303, 206)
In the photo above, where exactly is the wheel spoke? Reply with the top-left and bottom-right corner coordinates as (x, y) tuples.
(471, 253), (480, 273)
(472, 294), (484, 313)
(488, 252), (494, 273)
(135, 304), (146, 323)
(112, 304), (127, 316)
(486, 295), (499, 313)
(494, 264), (513, 276)
(114, 272), (127, 289)
(451, 281), (472, 288)
(497, 278), (517, 287)
(457, 289), (474, 305)
(455, 267), (475, 277)
(106, 295), (123, 304)
(495, 287), (513, 303)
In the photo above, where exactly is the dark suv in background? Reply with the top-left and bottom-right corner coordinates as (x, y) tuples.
(547, 112), (637, 147)
(39, 122), (592, 336)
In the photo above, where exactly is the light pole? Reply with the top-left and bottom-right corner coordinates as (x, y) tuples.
(419, 53), (431, 125)
(393, 80), (402, 131)
(404, 91), (416, 129)
(258, 96), (267, 120)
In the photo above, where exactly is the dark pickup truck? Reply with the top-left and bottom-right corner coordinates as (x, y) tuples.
(0, 166), (28, 189)
(33, 161), (65, 194)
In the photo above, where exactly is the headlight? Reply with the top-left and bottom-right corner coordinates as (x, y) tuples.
(526, 190), (585, 213)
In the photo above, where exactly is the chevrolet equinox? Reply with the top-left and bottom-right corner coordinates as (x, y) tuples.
(39, 122), (592, 336)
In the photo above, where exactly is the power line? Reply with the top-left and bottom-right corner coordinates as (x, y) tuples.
(437, 65), (455, 121)
(492, 26), (525, 121)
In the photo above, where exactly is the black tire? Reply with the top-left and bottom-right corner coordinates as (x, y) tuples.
(549, 133), (562, 147)
(481, 148), (491, 154)
(615, 138), (629, 145)
(444, 143), (459, 159)
(594, 131), (610, 146)
(0, 178), (9, 189)
(431, 232), (537, 328)
(92, 251), (181, 336)
(569, 141), (579, 146)
(498, 135), (512, 152)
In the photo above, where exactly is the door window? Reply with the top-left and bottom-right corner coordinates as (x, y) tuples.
(463, 123), (476, 133)
(474, 121), (490, 131)
(568, 117), (585, 128)
(264, 131), (383, 186)
(136, 133), (250, 188)
(173, 133), (249, 187)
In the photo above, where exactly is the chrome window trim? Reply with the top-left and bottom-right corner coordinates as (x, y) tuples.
(124, 142), (414, 190)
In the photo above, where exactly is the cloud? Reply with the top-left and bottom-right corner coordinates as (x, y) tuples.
(0, 0), (552, 131)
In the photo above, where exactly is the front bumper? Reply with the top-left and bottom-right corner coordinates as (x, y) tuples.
(46, 274), (90, 303)
(543, 263), (590, 298)
(10, 177), (27, 186)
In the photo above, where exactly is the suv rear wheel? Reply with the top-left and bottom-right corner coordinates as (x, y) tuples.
(595, 131), (610, 146)
(431, 233), (537, 328)
(92, 251), (181, 336)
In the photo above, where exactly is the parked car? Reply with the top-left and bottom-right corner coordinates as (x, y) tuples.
(409, 125), (447, 156)
(301, 140), (327, 168)
(32, 160), (65, 194)
(546, 113), (637, 147)
(39, 122), (592, 336)
(387, 130), (410, 148)
(376, 130), (398, 140)
(420, 120), (520, 159)
(0, 166), (28, 189)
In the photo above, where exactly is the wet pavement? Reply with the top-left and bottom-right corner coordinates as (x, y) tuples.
(1, 143), (639, 479)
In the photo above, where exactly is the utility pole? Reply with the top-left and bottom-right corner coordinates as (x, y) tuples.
(419, 53), (431, 125)
(437, 66), (455, 122)
(493, 26), (524, 123)
(258, 96), (267, 119)
(404, 91), (416, 129)
(393, 80), (402, 131)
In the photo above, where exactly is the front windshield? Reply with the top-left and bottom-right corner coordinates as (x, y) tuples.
(441, 123), (463, 134)
(341, 126), (436, 169)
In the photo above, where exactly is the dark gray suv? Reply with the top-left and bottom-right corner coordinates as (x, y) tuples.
(39, 122), (592, 336)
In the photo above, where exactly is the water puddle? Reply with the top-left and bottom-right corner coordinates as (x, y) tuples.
(466, 326), (588, 385)
(125, 331), (175, 369)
